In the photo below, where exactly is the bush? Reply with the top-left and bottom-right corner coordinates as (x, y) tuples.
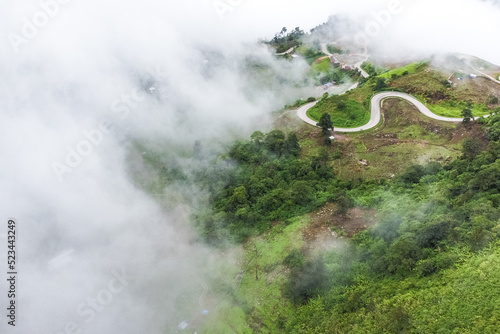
(418, 259), (438, 277)
(283, 249), (305, 268)
(488, 95), (498, 105)
(286, 258), (328, 304)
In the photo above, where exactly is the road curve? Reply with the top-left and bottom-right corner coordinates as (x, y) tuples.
(297, 91), (466, 133)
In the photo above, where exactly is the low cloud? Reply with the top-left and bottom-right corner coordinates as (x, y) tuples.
(0, 0), (498, 333)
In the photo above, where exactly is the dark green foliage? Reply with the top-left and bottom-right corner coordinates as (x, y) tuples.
(442, 79), (452, 87)
(417, 259), (437, 277)
(461, 108), (473, 124)
(285, 258), (328, 304)
(374, 78), (387, 91)
(488, 95), (498, 104)
(200, 131), (335, 243)
(267, 26), (305, 53)
(461, 138), (482, 161)
(200, 106), (500, 331)
(283, 249), (305, 268)
(335, 193), (354, 215)
(317, 113), (333, 135)
(360, 61), (379, 76)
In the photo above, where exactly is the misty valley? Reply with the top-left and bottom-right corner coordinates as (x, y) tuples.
(3, 1), (500, 334)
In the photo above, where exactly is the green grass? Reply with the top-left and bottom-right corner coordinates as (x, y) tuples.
(302, 244), (500, 333)
(420, 99), (493, 118)
(296, 45), (326, 65)
(378, 62), (428, 79)
(199, 301), (252, 334)
(327, 45), (346, 54)
(307, 95), (370, 128)
(201, 216), (310, 333)
(310, 57), (330, 74)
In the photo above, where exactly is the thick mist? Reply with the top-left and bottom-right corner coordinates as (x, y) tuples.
(1, 0), (500, 333)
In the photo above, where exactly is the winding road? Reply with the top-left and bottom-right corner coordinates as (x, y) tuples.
(296, 43), (500, 132)
(297, 44), (498, 132)
(297, 91), (467, 133)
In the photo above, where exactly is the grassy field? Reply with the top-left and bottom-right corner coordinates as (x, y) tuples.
(426, 101), (493, 118)
(296, 45), (326, 65)
(378, 62), (428, 79)
(331, 98), (463, 180)
(307, 95), (371, 128)
(199, 216), (310, 333)
(309, 57), (331, 74)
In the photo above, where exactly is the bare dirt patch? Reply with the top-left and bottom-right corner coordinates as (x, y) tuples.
(302, 203), (377, 248)
(329, 207), (377, 237)
(450, 122), (489, 146)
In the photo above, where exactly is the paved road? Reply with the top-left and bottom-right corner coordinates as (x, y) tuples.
(467, 63), (500, 84)
(296, 91), (468, 133)
(275, 47), (295, 56)
(298, 46), (490, 132)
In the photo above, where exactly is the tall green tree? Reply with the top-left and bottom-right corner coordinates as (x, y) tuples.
(285, 133), (300, 157)
(461, 108), (473, 125)
(317, 113), (333, 136)
(462, 138), (481, 161)
(374, 78), (387, 91)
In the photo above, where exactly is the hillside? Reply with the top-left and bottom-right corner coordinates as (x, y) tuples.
(133, 26), (500, 333)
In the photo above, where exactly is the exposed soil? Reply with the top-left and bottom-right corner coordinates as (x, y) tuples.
(302, 203), (377, 250)
(450, 122), (489, 146)
(329, 207), (377, 237)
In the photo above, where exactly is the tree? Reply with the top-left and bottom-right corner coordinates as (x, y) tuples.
(461, 138), (482, 161)
(264, 130), (286, 156)
(317, 113), (333, 136)
(461, 108), (473, 125)
(285, 133), (300, 157)
(488, 95), (498, 105)
(228, 186), (249, 211)
(374, 78), (387, 91)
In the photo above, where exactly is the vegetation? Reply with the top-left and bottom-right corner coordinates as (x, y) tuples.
(425, 100), (493, 118)
(378, 62), (428, 79)
(317, 113), (333, 135)
(462, 107), (473, 124)
(194, 111), (500, 333)
(186, 95), (500, 333)
(307, 93), (370, 128)
(327, 45), (346, 55)
(134, 43), (500, 333)
(266, 27), (305, 54)
(196, 130), (339, 243)
(296, 42), (326, 65)
(360, 61), (385, 77)
(308, 57), (351, 85)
